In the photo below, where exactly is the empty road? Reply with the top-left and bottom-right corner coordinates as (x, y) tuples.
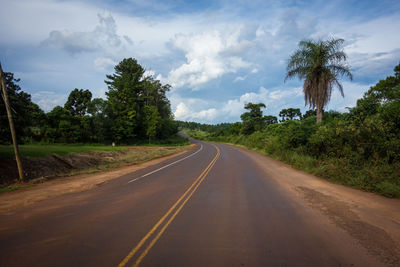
(1, 138), (399, 266)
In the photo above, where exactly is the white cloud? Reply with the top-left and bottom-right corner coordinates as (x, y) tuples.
(251, 68), (259, 74)
(31, 91), (68, 112)
(173, 86), (305, 123)
(0, 0), (100, 45)
(42, 12), (128, 55)
(221, 86), (303, 119)
(166, 28), (253, 89)
(174, 102), (217, 122)
(94, 57), (117, 72)
(328, 81), (371, 112)
(234, 76), (246, 82)
(143, 70), (155, 78)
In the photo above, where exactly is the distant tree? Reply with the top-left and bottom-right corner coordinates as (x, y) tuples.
(350, 63), (400, 124)
(264, 115), (278, 125)
(0, 72), (45, 144)
(229, 122), (242, 135)
(144, 106), (160, 143)
(64, 89), (92, 116)
(285, 38), (352, 123)
(240, 103), (266, 134)
(45, 106), (78, 142)
(302, 109), (317, 120)
(279, 108), (301, 121)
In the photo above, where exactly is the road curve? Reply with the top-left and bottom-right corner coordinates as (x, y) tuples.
(0, 139), (397, 266)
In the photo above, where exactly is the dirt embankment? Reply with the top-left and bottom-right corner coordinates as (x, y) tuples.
(0, 146), (192, 187)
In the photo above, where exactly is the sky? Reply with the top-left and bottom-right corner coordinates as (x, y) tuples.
(1, 0), (400, 124)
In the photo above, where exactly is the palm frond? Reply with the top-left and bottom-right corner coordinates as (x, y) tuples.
(286, 37), (352, 112)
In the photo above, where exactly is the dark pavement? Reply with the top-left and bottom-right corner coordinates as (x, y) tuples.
(0, 140), (381, 266)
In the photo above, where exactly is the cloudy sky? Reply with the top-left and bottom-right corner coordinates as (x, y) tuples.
(1, 0), (399, 123)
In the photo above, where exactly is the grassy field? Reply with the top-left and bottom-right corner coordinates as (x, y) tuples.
(0, 135), (190, 158)
(0, 144), (128, 158)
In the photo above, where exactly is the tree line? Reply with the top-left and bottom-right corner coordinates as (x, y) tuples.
(0, 58), (178, 145)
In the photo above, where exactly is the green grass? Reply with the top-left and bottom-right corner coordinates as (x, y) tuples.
(0, 184), (35, 194)
(0, 134), (190, 158)
(0, 144), (128, 158)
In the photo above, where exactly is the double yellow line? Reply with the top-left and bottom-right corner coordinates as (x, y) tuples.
(119, 144), (220, 267)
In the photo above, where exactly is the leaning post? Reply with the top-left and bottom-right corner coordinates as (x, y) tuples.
(0, 62), (24, 181)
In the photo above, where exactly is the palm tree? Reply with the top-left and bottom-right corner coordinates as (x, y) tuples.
(285, 38), (353, 123)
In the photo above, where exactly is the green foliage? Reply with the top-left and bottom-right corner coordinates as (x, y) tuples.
(279, 108), (302, 121)
(302, 109), (316, 119)
(105, 58), (175, 143)
(264, 115), (278, 125)
(64, 88), (92, 116)
(0, 58), (178, 146)
(144, 106), (160, 142)
(0, 72), (46, 144)
(240, 103), (266, 134)
(285, 38), (352, 122)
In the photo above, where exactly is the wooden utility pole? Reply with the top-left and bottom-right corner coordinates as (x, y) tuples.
(0, 62), (24, 181)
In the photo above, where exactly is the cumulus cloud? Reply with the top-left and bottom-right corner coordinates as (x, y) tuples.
(42, 12), (129, 55)
(31, 91), (68, 112)
(143, 70), (155, 78)
(173, 86), (304, 123)
(94, 57), (117, 72)
(221, 86), (303, 119)
(166, 28), (252, 89)
(174, 102), (217, 122)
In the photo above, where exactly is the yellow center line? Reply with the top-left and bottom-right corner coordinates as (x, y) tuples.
(133, 145), (220, 267)
(118, 144), (220, 267)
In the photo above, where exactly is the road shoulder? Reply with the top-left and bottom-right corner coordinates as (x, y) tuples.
(225, 143), (400, 266)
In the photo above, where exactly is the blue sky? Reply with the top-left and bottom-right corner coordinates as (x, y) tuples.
(1, 0), (400, 123)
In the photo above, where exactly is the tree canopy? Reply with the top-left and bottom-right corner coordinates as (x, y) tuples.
(285, 38), (352, 123)
(0, 58), (178, 145)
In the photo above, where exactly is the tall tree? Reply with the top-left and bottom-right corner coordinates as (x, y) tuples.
(64, 88), (92, 116)
(105, 58), (145, 142)
(240, 103), (266, 134)
(104, 58), (175, 143)
(285, 38), (352, 123)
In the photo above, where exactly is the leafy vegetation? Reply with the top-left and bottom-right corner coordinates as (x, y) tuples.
(0, 58), (179, 145)
(186, 63), (400, 198)
(0, 144), (128, 158)
(285, 38), (352, 122)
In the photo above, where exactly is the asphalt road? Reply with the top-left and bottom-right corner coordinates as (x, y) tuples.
(0, 139), (387, 266)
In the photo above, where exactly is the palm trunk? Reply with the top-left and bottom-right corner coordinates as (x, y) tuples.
(316, 106), (323, 123)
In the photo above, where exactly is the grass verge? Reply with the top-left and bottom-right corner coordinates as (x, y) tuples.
(0, 144), (128, 158)
(0, 134), (190, 158)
